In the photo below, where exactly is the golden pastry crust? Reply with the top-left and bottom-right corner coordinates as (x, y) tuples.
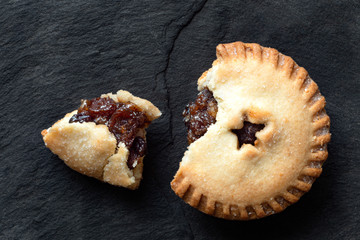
(171, 42), (330, 220)
(42, 90), (161, 189)
(42, 111), (117, 180)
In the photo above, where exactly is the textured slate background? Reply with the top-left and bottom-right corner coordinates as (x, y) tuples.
(1, 0), (359, 239)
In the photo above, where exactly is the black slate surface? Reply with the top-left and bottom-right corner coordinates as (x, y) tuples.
(1, 0), (359, 239)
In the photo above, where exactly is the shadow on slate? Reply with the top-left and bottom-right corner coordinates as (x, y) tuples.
(0, 0), (359, 239)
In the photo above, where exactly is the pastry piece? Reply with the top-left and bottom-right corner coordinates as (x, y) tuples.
(42, 90), (161, 190)
(171, 42), (331, 220)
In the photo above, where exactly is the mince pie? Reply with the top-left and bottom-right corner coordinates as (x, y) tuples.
(171, 42), (331, 219)
(42, 90), (161, 190)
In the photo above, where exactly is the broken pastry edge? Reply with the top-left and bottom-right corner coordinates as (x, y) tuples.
(103, 142), (144, 190)
(42, 90), (161, 190)
(101, 90), (162, 121)
(172, 41), (331, 220)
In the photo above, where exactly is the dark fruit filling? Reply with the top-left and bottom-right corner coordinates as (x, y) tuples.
(183, 88), (218, 144)
(69, 97), (149, 169)
(127, 137), (147, 169)
(231, 122), (265, 148)
(107, 103), (148, 148)
(183, 88), (265, 147)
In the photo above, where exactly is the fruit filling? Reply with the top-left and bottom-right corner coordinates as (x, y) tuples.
(69, 97), (149, 169)
(183, 88), (264, 147)
(183, 88), (218, 144)
(231, 122), (265, 148)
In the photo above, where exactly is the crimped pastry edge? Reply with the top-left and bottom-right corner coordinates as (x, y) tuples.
(171, 41), (330, 220)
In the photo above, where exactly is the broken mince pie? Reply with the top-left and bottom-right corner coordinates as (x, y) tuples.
(171, 42), (331, 219)
(42, 90), (161, 190)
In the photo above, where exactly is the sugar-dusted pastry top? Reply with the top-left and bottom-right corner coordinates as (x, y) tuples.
(171, 42), (330, 219)
(42, 90), (161, 190)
